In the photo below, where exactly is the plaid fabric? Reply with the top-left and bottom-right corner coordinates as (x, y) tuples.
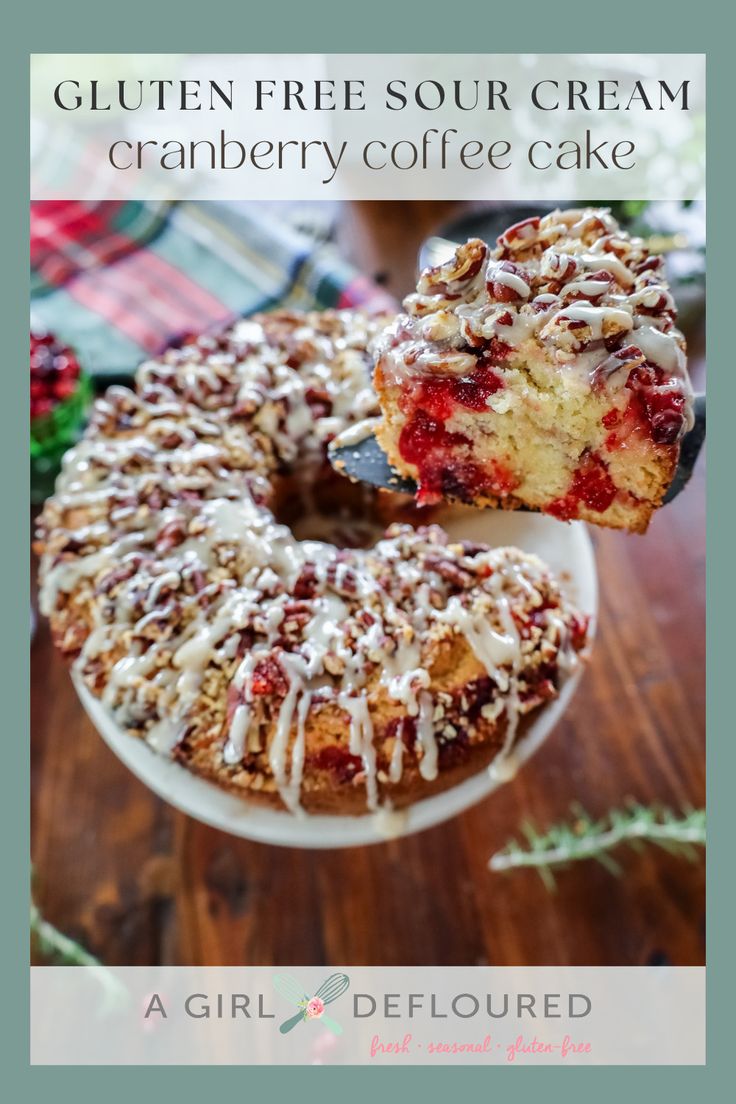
(30, 201), (395, 381)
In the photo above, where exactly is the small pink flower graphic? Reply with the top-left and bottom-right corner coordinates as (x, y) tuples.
(305, 997), (325, 1020)
(273, 972), (350, 1036)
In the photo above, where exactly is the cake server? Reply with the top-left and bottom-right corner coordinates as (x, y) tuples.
(329, 393), (705, 506)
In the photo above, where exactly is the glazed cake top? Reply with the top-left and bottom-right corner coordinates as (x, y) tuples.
(377, 208), (694, 443)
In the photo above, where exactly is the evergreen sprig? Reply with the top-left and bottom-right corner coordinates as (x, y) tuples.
(30, 902), (102, 967)
(30, 902), (128, 1011)
(489, 803), (705, 891)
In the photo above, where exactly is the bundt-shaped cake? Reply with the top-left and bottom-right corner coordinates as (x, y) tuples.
(36, 309), (589, 815)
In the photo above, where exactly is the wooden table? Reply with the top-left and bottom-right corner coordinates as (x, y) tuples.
(31, 202), (705, 967)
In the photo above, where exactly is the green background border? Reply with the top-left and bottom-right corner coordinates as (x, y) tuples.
(6, 0), (723, 1095)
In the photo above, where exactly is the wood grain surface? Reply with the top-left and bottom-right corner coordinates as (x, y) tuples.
(31, 201), (705, 967)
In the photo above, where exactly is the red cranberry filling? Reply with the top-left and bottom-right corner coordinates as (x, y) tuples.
(310, 746), (363, 784)
(385, 716), (418, 751)
(451, 363), (505, 410)
(647, 398), (686, 445)
(250, 657), (288, 697)
(548, 453), (617, 520)
(434, 459), (494, 503)
(569, 614), (590, 650)
(398, 408), (518, 506)
(519, 661), (559, 704)
(601, 400), (643, 451)
(396, 350), (510, 504)
(398, 411), (470, 504)
(626, 364), (686, 445)
(408, 361), (505, 423)
(398, 409), (470, 466)
(570, 456), (617, 512)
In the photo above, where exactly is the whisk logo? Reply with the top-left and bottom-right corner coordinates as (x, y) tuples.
(272, 972), (350, 1036)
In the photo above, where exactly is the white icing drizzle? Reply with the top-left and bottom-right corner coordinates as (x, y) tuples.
(339, 692), (378, 810)
(488, 261), (531, 299)
(283, 690), (312, 815)
(438, 596), (521, 688)
(329, 415), (382, 450)
(145, 571), (181, 609)
(629, 285), (674, 311)
(488, 752), (520, 784)
(146, 717), (186, 754)
(389, 721), (406, 783)
(386, 666), (430, 716)
(377, 207), (693, 439)
(225, 703), (252, 766)
(416, 691), (438, 781)
(578, 251), (635, 288)
(372, 805), (409, 839)
(437, 589), (524, 764)
(549, 302), (633, 341)
(269, 662), (303, 796)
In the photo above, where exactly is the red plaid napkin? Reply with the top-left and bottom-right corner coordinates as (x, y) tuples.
(31, 200), (395, 380)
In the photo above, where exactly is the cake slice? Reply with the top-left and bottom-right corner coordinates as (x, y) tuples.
(374, 208), (694, 532)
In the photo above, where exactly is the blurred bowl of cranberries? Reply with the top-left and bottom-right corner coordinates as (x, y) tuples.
(30, 331), (91, 501)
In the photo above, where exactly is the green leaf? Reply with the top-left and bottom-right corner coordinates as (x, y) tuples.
(489, 803), (705, 890)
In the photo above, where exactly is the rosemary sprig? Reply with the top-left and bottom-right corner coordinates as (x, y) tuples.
(489, 803), (705, 891)
(30, 903), (129, 1012)
(30, 902), (102, 967)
